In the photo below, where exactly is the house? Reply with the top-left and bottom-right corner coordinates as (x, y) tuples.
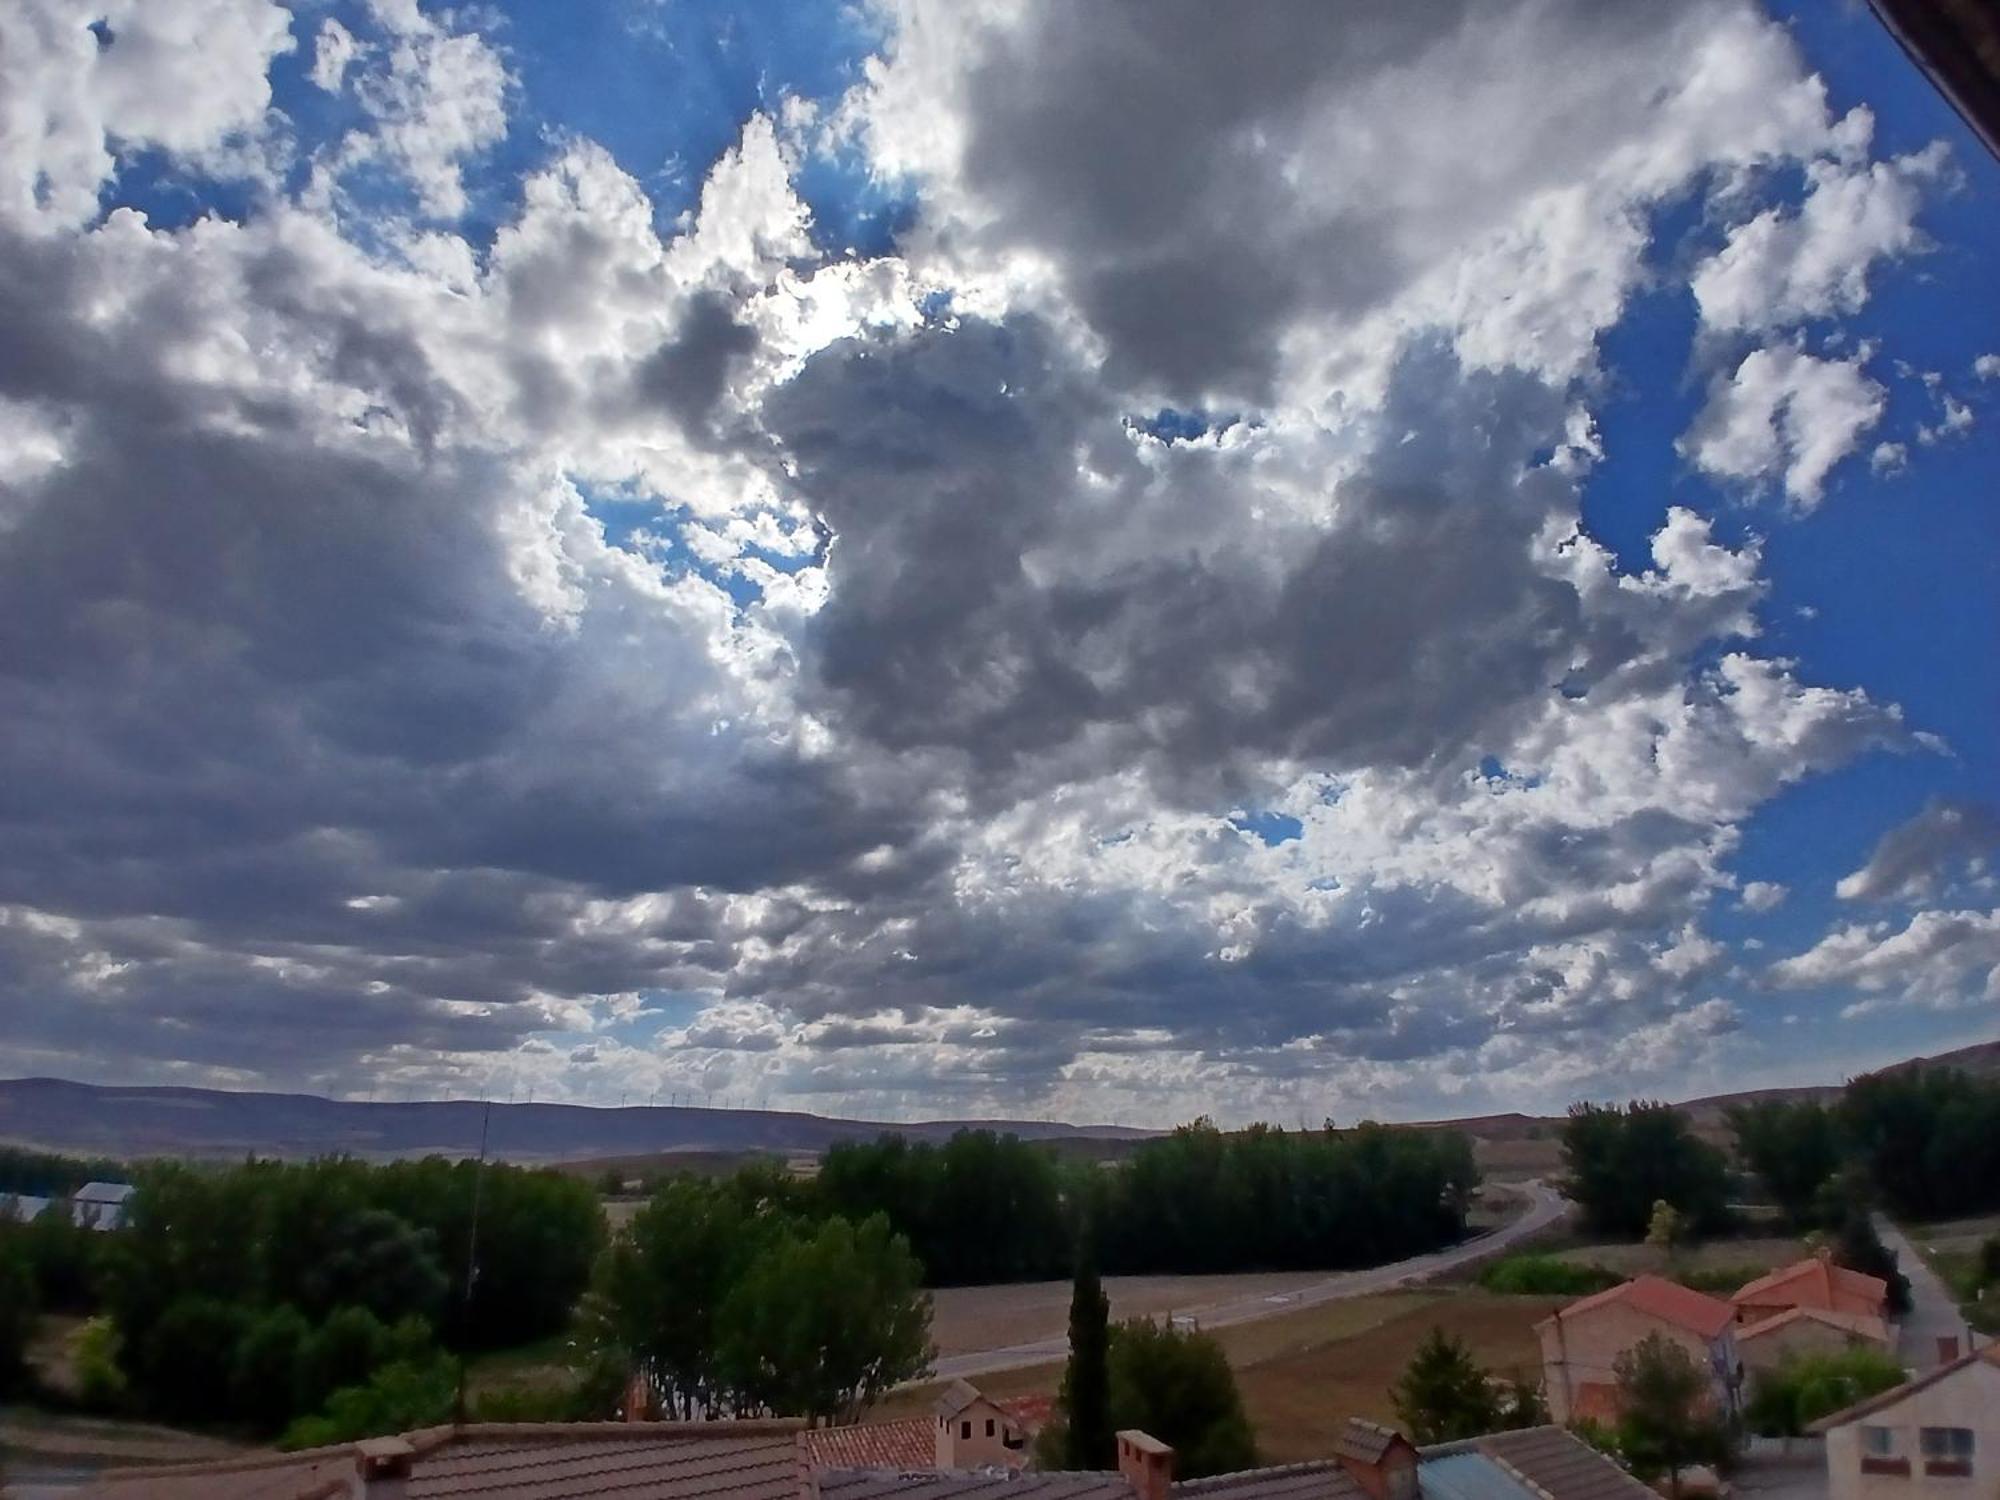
(1737, 1305), (1894, 1374)
(71, 1180), (136, 1231)
(804, 1393), (1053, 1471)
(1537, 1275), (1741, 1425)
(1733, 1251), (1888, 1327)
(930, 1378), (1039, 1468)
(1808, 1341), (2000, 1500)
(76, 1418), (809, 1499)
(0, 1191), (52, 1225)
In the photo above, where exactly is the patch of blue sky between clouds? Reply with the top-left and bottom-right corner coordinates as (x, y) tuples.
(1229, 811), (1304, 847)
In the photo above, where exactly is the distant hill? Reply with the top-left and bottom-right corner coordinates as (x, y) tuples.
(0, 1076), (1151, 1165)
(2, 1037), (1990, 1167)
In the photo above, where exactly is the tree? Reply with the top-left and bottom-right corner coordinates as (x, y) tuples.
(1833, 1206), (1912, 1315)
(1726, 1100), (1842, 1229)
(1646, 1201), (1688, 1258)
(299, 1305), (396, 1413)
(1106, 1320), (1257, 1479)
(1393, 1326), (1501, 1443)
(1744, 1347), (1905, 1438)
(296, 1209), (448, 1329)
(138, 1296), (254, 1422)
(72, 1316), (128, 1409)
(0, 1233), (37, 1396)
(231, 1303), (314, 1430)
(1613, 1333), (1730, 1499)
(1060, 1225), (1113, 1468)
(715, 1214), (932, 1424)
(1561, 1102), (1730, 1238)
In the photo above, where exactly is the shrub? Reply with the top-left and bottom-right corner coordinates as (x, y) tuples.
(282, 1355), (456, 1449)
(1478, 1255), (1620, 1296)
(72, 1316), (128, 1409)
(1745, 1346), (1906, 1437)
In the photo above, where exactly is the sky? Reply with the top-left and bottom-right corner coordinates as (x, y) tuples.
(0, 0), (1994, 1127)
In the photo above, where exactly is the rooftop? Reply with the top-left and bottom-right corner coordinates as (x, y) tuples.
(75, 1419), (807, 1500)
(1732, 1256), (1887, 1312)
(1540, 1274), (1736, 1340)
(1807, 1343), (2000, 1433)
(817, 1468), (1135, 1500)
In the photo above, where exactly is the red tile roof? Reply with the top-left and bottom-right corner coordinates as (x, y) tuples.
(1735, 1304), (1890, 1346)
(1542, 1275), (1735, 1340)
(1732, 1257), (1886, 1315)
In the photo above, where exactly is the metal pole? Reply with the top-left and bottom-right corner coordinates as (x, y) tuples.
(453, 1099), (493, 1425)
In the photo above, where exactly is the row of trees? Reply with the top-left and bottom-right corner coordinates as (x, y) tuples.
(583, 1173), (932, 1424)
(818, 1119), (1478, 1285)
(1732, 1068), (2000, 1225)
(5, 1155), (604, 1435)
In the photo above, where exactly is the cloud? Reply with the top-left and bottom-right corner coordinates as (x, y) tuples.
(1837, 799), (2000, 902)
(0, 0), (1956, 1120)
(1769, 907), (2000, 1016)
(1691, 118), (1945, 334)
(1680, 343), (1885, 509)
(1740, 881), (1787, 912)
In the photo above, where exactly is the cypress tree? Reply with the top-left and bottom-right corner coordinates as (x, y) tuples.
(1061, 1218), (1113, 1469)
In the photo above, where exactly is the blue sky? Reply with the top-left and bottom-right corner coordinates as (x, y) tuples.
(0, 0), (1992, 1122)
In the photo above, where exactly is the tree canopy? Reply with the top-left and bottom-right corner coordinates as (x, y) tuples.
(1561, 1102), (1730, 1238)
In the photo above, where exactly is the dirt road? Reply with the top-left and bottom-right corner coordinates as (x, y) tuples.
(929, 1177), (1569, 1379)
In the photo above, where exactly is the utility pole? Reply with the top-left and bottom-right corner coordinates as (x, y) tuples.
(452, 1099), (493, 1426)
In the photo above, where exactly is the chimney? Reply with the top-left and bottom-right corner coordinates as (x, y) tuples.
(625, 1369), (654, 1422)
(351, 1437), (415, 1500)
(1117, 1430), (1173, 1500)
(1333, 1420), (1417, 1500)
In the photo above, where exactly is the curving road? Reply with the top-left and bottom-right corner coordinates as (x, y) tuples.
(930, 1177), (1571, 1380)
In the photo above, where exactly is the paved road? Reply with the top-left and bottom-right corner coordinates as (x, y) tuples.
(930, 1178), (1571, 1380)
(1878, 1214), (1983, 1369)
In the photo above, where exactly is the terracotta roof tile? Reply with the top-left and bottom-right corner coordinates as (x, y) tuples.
(1732, 1258), (1886, 1312)
(803, 1398), (1053, 1472)
(1735, 1305), (1890, 1345)
(1331, 1419), (1403, 1466)
(1541, 1275), (1735, 1340)
(1461, 1426), (1655, 1500)
(815, 1468), (1133, 1500)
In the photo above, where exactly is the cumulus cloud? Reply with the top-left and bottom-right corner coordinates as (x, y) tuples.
(1770, 908), (2000, 1017)
(1691, 119), (1945, 334)
(1681, 343), (1885, 509)
(1740, 881), (1787, 912)
(1837, 799), (2000, 902)
(0, 0), (1956, 1119)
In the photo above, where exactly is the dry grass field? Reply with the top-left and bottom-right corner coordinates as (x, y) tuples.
(929, 1270), (1347, 1357)
(1548, 1235), (1809, 1278)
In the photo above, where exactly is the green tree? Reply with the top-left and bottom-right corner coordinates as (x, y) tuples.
(1561, 1102), (1730, 1238)
(1726, 1100), (1843, 1228)
(0, 1233), (38, 1395)
(1613, 1333), (1730, 1499)
(1744, 1347), (1905, 1438)
(1646, 1201), (1689, 1257)
(139, 1296), (254, 1422)
(296, 1209), (448, 1328)
(1392, 1326), (1501, 1442)
(1060, 1225), (1113, 1469)
(1105, 1320), (1257, 1479)
(715, 1214), (932, 1424)
(299, 1305), (395, 1413)
(72, 1316), (128, 1409)
(1833, 1205), (1912, 1315)
(231, 1303), (313, 1431)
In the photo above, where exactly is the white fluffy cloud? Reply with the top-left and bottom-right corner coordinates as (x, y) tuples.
(1770, 908), (2000, 1017)
(1681, 343), (1885, 509)
(1692, 118), (1944, 334)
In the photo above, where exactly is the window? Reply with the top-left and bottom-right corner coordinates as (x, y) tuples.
(1921, 1428), (1974, 1476)
(961, 1421), (972, 1441)
(1860, 1427), (1910, 1477)
(985, 1418), (995, 1437)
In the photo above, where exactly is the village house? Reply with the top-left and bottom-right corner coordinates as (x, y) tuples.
(1733, 1251), (1889, 1327)
(71, 1179), (136, 1231)
(1536, 1274), (1741, 1425)
(802, 1387), (1053, 1471)
(1809, 1342), (2000, 1500)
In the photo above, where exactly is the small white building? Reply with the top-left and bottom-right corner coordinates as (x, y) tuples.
(0, 1192), (53, 1225)
(1811, 1342), (1999, 1500)
(71, 1180), (136, 1231)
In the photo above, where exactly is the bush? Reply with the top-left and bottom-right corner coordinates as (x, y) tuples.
(72, 1316), (128, 1409)
(1745, 1347), (1906, 1437)
(231, 1304), (313, 1431)
(1478, 1255), (1620, 1295)
(281, 1355), (456, 1449)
